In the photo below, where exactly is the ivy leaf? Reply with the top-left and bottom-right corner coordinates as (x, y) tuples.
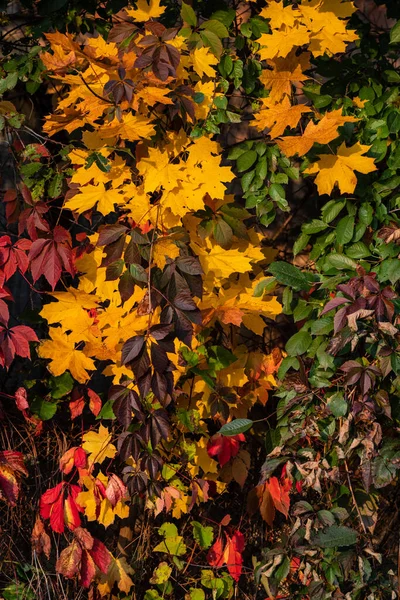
(192, 521), (214, 549)
(154, 522), (187, 556)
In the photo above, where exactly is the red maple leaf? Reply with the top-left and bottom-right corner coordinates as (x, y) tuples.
(0, 235), (32, 286)
(207, 530), (245, 582)
(29, 225), (75, 290)
(40, 482), (84, 533)
(0, 323), (38, 368)
(207, 433), (245, 466)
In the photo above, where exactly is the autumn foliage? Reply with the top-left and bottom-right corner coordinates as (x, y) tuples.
(1, 0), (400, 598)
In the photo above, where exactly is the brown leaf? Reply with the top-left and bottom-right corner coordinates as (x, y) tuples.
(31, 515), (51, 559)
(56, 539), (82, 579)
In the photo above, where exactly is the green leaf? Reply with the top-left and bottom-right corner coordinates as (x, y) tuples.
(358, 203), (373, 225)
(336, 215), (354, 245)
(313, 525), (358, 548)
(268, 262), (311, 291)
(327, 392), (348, 417)
(346, 242), (370, 259)
(325, 253), (358, 271)
(293, 233), (310, 256)
(187, 590), (205, 600)
(214, 219), (233, 247)
(241, 169), (255, 192)
(48, 173), (63, 198)
(96, 398), (115, 420)
(237, 150), (258, 172)
(210, 9), (236, 27)
(310, 317), (333, 335)
(129, 263), (148, 283)
(278, 356), (299, 380)
(154, 523), (187, 556)
(253, 277), (276, 296)
(2, 583), (35, 600)
(181, 2), (197, 26)
(303, 219), (329, 234)
(274, 556), (290, 584)
(321, 199), (346, 223)
(30, 398), (58, 421)
(150, 562), (172, 585)
(0, 72), (19, 94)
(200, 30), (222, 56)
(390, 21), (400, 44)
(192, 521), (214, 549)
(219, 54), (233, 78)
(201, 19), (229, 39)
(269, 182), (285, 203)
(49, 372), (73, 399)
(285, 331), (312, 356)
(218, 418), (253, 436)
(372, 455), (398, 488)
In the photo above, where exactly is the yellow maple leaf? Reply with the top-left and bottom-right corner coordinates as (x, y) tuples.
(254, 96), (312, 138)
(192, 47), (219, 78)
(82, 424), (117, 465)
(86, 36), (118, 59)
(38, 328), (96, 383)
(277, 109), (358, 157)
(65, 183), (125, 215)
(136, 86), (174, 106)
(122, 185), (153, 224)
(260, 50), (311, 103)
(260, 0), (301, 30)
(100, 113), (155, 142)
(305, 142), (377, 195)
(197, 247), (253, 279)
(126, 0), (165, 22)
(259, 25), (310, 61)
(97, 556), (134, 596)
(309, 21), (358, 56)
(306, 0), (356, 19)
(41, 45), (76, 72)
(153, 237), (180, 269)
(40, 289), (100, 344)
(40, 288), (99, 325)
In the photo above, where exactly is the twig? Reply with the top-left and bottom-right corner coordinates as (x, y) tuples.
(344, 459), (367, 535)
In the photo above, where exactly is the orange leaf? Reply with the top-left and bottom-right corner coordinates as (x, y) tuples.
(87, 388), (102, 417)
(268, 476), (291, 517)
(69, 395), (85, 419)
